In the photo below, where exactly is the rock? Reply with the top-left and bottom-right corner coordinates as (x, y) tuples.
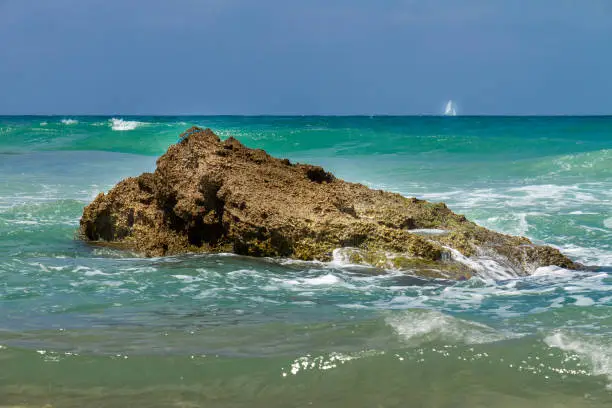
(79, 127), (581, 279)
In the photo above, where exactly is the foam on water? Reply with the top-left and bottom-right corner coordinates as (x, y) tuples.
(545, 331), (612, 388)
(295, 273), (342, 285)
(420, 184), (610, 214)
(60, 118), (78, 125)
(329, 247), (379, 269)
(332, 246), (523, 280)
(571, 295), (596, 306)
(110, 118), (143, 131)
(559, 244), (612, 267)
(445, 247), (517, 280)
(532, 265), (576, 277)
(414, 181), (611, 267)
(330, 248), (357, 266)
(385, 309), (512, 345)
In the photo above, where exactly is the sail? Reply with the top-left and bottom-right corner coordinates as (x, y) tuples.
(444, 100), (457, 116)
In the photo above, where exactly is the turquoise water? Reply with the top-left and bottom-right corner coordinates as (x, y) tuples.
(0, 116), (611, 407)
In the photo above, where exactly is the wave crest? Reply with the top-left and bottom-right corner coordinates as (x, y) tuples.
(386, 309), (512, 346)
(545, 331), (612, 388)
(110, 118), (143, 131)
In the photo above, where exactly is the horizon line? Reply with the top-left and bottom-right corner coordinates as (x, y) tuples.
(1, 114), (612, 118)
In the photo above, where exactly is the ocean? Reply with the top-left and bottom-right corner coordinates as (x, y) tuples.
(0, 116), (611, 407)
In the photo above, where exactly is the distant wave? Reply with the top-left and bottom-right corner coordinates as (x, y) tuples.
(61, 119), (78, 125)
(109, 118), (144, 131)
(549, 149), (611, 177)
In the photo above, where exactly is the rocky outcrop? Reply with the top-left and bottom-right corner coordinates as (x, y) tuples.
(79, 127), (580, 279)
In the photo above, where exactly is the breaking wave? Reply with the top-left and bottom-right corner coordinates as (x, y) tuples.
(110, 118), (144, 131)
(545, 331), (612, 388)
(385, 309), (513, 345)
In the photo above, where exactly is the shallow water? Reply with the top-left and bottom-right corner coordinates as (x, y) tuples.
(0, 116), (611, 407)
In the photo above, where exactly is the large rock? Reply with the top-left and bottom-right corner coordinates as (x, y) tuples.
(80, 127), (580, 279)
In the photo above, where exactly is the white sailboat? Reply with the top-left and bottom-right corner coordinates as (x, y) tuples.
(444, 100), (457, 116)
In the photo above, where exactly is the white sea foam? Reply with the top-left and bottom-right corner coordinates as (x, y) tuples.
(195, 268), (222, 279)
(329, 248), (374, 268)
(386, 310), (511, 345)
(508, 184), (596, 203)
(306, 274), (342, 285)
(109, 118), (143, 131)
(171, 274), (204, 283)
(545, 331), (612, 388)
(559, 244), (612, 267)
(516, 212), (530, 236)
(83, 269), (111, 277)
(61, 119), (78, 125)
(407, 181), (611, 268)
(571, 295), (595, 307)
(337, 303), (371, 309)
(10, 220), (39, 225)
(331, 248), (355, 266)
(444, 247), (517, 280)
(599, 296), (612, 305)
(286, 273), (342, 286)
(551, 150), (612, 175)
(418, 183), (609, 215)
(532, 265), (575, 277)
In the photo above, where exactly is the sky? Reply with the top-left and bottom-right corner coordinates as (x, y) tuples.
(1, 0), (611, 115)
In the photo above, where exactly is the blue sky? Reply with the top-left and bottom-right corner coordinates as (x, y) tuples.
(1, 0), (611, 115)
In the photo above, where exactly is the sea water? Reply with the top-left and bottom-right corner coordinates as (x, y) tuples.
(0, 116), (611, 407)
